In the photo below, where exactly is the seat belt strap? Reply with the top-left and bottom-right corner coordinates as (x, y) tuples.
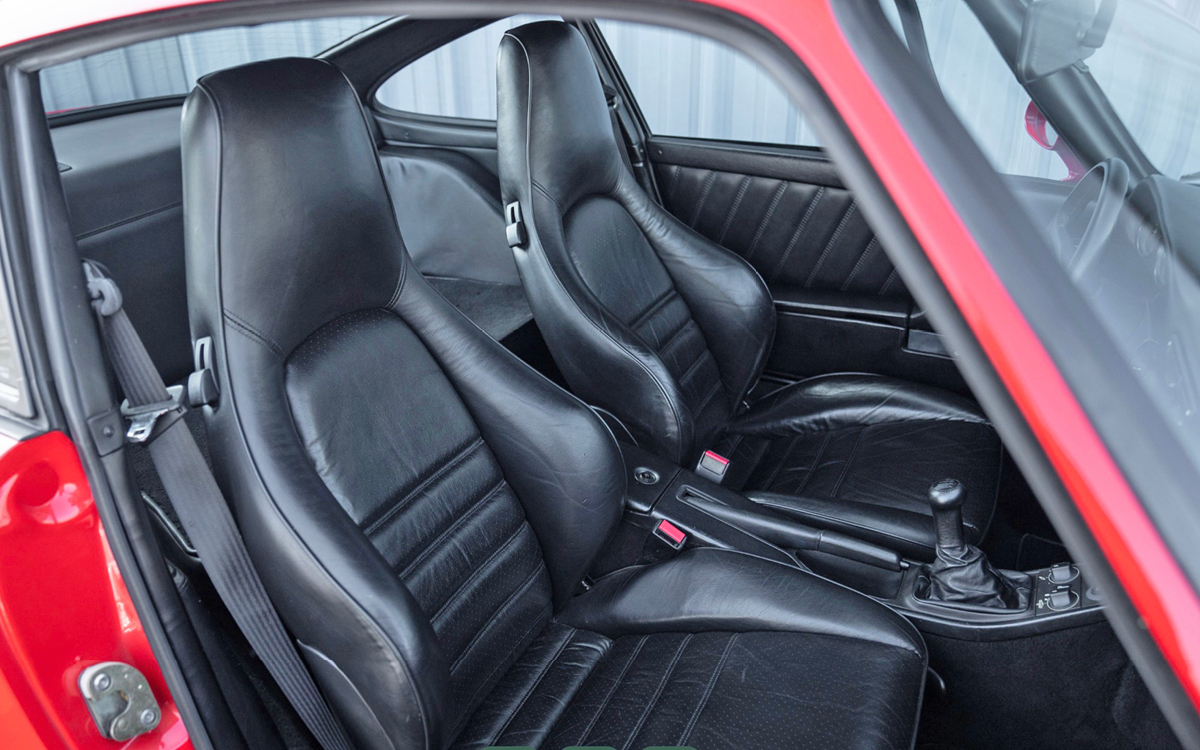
(81, 261), (353, 750)
(603, 85), (662, 203)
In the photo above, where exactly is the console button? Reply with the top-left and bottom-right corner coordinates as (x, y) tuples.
(1048, 563), (1078, 584)
(1047, 590), (1078, 611)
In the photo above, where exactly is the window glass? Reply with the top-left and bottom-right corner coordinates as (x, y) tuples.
(1086, 0), (1200, 179)
(0, 274), (31, 418)
(41, 17), (387, 113)
(374, 15), (559, 119)
(892, 0), (1067, 179)
(596, 19), (821, 147)
(883, 0), (1200, 470)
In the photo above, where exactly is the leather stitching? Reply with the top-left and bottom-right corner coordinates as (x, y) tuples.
(361, 436), (486, 535)
(880, 267), (900, 296)
(74, 200), (182, 241)
(841, 236), (880, 292)
(792, 430), (831, 496)
(223, 311), (284, 358)
(745, 180), (788, 262)
(717, 176), (752, 245)
(830, 427), (865, 496)
(772, 186), (825, 284)
(759, 433), (804, 491)
(434, 521), (531, 627)
(687, 170), (718, 228)
(575, 635), (649, 746)
(532, 180), (561, 209)
(665, 164), (682, 205)
(678, 634), (737, 746)
(677, 347), (713, 388)
(490, 627), (577, 744)
(655, 317), (696, 356)
(395, 479), (507, 578)
(620, 634), (693, 750)
(804, 202), (857, 288)
(386, 263), (407, 309)
(449, 560), (546, 672)
(627, 287), (677, 331)
(692, 379), (723, 418)
(452, 601), (553, 738)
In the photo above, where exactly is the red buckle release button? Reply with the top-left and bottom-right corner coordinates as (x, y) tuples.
(695, 449), (730, 484)
(654, 519), (687, 549)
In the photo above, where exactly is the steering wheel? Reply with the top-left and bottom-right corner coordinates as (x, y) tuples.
(1048, 157), (1131, 281)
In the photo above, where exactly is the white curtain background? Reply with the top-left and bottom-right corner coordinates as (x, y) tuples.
(40, 17), (387, 113)
(40, 2), (1200, 179)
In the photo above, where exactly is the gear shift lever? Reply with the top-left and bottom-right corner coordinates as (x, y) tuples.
(924, 478), (1028, 609)
(929, 478), (966, 551)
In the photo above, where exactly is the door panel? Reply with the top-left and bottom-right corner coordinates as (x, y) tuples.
(648, 137), (968, 392)
(655, 152), (903, 298)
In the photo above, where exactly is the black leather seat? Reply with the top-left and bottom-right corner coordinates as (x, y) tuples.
(182, 57), (927, 750)
(496, 21), (1001, 560)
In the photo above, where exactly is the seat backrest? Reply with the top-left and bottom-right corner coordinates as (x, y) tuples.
(497, 21), (777, 465)
(182, 57), (625, 750)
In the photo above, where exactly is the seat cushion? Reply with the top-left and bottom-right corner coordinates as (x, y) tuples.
(455, 625), (925, 750)
(714, 374), (1002, 560)
(456, 549), (927, 750)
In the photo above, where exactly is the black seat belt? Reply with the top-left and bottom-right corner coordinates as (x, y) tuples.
(603, 84), (662, 203)
(82, 261), (353, 750)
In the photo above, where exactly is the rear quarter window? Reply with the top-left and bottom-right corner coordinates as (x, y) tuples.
(41, 17), (386, 114)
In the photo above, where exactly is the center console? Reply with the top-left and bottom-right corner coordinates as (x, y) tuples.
(611, 442), (1105, 639)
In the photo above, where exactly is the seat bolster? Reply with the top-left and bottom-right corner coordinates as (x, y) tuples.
(731, 372), (990, 438)
(614, 171), (776, 416)
(556, 548), (926, 659)
(511, 189), (696, 464)
(394, 269), (628, 606)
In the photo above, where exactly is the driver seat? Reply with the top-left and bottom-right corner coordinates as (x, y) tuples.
(496, 21), (1002, 560)
(181, 57), (928, 750)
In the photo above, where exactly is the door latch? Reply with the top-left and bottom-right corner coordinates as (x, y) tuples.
(78, 661), (161, 741)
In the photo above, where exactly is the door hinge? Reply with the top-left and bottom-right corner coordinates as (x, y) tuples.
(78, 661), (161, 741)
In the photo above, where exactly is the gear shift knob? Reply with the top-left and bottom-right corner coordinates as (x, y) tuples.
(929, 478), (966, 550)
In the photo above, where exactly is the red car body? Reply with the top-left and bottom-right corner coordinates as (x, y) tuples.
(0, 0), (1197, 747)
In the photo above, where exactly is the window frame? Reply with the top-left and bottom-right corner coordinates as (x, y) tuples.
(586, 17), (828, 154)
(369, 15), (561, 123)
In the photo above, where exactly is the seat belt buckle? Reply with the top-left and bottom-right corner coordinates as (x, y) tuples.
(653, 518), (688, 550)
(121, 385), (185, 444)
(504, 202), (527, 248)
(694, 449), (730, 484)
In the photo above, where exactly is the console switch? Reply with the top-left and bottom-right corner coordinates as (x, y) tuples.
(1047, 590), (1076, 611)
(1048, 563), (1078, 584)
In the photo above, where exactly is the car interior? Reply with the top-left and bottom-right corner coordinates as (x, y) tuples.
(38, 8), (1189, 750)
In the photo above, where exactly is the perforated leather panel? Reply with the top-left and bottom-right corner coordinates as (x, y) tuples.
(455, 624), (925, 750)
(286, 309), (553, 733)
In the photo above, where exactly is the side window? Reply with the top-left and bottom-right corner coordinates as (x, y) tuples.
(40, 18), (387, 113)
(374, 15), (558, 119)
(882, 0), (1067, 179)
(595, 20), (821, 148)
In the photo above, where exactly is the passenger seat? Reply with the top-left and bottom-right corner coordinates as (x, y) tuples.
(496, 21), (1001, 560)
(181, 57), (927, 750)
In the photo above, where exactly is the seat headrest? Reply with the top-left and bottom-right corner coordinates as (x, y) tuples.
(497, 21), (624, 210)
(182, 57), (406, 356)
